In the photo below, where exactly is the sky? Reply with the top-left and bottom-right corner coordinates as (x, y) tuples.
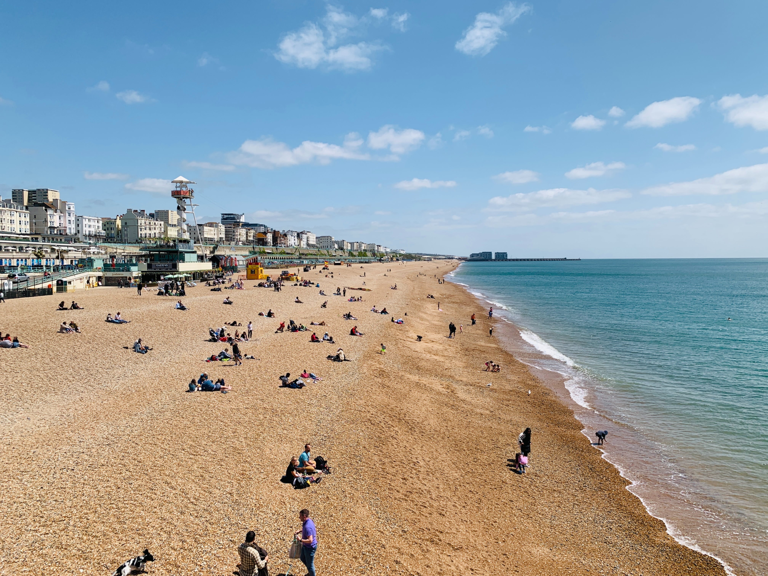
(2, 0), (768, 257)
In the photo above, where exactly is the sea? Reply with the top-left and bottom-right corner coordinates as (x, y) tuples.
(449, 259), (768, 576)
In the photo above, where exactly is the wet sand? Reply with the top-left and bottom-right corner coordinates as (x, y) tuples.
(0, 261), (725, 575)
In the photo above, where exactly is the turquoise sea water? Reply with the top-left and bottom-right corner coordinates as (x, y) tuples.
(450, 259), (768, 576)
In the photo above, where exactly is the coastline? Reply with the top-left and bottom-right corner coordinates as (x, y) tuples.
(447, 262), (738, 576)
(0, 260), (726, 575)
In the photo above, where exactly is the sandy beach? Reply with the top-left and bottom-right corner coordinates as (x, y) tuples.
(0, 261), (726, 575)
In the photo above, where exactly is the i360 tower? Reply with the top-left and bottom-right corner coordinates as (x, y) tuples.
(171, 176), (201, 245)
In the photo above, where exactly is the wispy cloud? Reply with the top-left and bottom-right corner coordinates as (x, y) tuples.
(655, 143), (696, 152)
(608, 106), (625, 118)
(453, 129), (471, 142)
(626, 96), (701, 128)
(565, 161), (626, 179)
(571, 115), (606, 131)
(182, 161), (236, 172)
(83, 171), (129, 180)
(275, 4), (398, 72)
(116, 90), (151, 104)
(87, 81), (110, 93)
(493, 170), (539, 184)
(369, 7), (410, 31)
(477, 125), (494, 138)
(428, 133), (444, 149)
(455, 2), (531, 57)
(642, 163), (768, 196)
(368, 125), (425, 155)
(524, 125), (551, 134)
(394, 178), (457, 191)
(125, 178), (169, 195)
(488, 187), (631, 211)
(228, 136), (369, 169)
(718, 94), (768, 131)
(198, 52), (223, 69)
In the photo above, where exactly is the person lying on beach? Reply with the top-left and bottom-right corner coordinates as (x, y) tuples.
(59, 321), (74, 334)
(223, 297), (233, 305)
(275, 322), (286, 333)
(175, 300), (188, 310)
(133, 338), (150, 354)
(295, 297), (303, 304)
(321, 301), (328, 308)
(226, 321), (242, 326)
(197, 374), (231, 392)
(1, 336), (30, 348)
(392, 318), (404, 324)
(300, 371), (321, 382)
(58, 301), (67, 310)
(279, 373), (305, 389)
(350, 326), (364, 336)
(380, 308), (389, 314)
(342, 312), (357, 320)
(70, 301), (84, 310)
(370, 306), (379, 313)
(310, 333), (320, 342)
(310, 321), (327, 326)
(322, 332), (335, 343)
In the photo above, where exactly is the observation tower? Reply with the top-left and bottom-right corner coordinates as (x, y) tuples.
(171, 176), (200, 244)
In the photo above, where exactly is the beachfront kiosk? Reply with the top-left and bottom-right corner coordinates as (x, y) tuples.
(246, 257), (268, 280)
(138, 240), (213, 281)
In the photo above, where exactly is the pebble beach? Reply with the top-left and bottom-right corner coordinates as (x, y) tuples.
(0, 260), (726, 575)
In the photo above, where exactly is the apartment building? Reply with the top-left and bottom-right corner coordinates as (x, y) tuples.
(225, 224), (247, 244)
(282, 230), (299, 247)
(12, 188), (60, 206)
(29, 203), (67, 235)
(195, 222), (226, 244)
(0, 198), (31, 234)
(102, 216), (122, 241)
(152, 210), (180, 239)
(300, 231), (316, 247)
(122, 209), (164, 243)
(75, 215), (104, 241)
(317, 235), (336, 250)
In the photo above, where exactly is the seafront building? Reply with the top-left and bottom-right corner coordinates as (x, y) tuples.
(0, 198), (31, 234)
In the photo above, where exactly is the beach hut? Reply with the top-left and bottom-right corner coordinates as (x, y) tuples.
(246, 257), (268, 280)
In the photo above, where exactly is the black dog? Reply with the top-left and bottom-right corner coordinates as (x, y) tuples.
(112, 549), (154, 576)
(595, 430), (608, 445)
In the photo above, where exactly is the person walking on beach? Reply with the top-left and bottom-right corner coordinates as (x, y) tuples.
(0, 290), (4, 303)
(489, 327), (493, 337)
(294, 508), (318, 576)
(137, 282), (143, 296)
(488, 307), (493, 318)
(448, 322), (456, 338)
(471, 313), (476, 325)
(247, 321), (253, 339)
(232, 341), (243, 366)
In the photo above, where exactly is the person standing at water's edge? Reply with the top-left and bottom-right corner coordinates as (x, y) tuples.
(488, 307), (493, 318)
(294, 508), (318, 576)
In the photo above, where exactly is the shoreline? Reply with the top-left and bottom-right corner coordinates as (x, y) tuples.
(447, 262), (738, 576)
(0, 260), (727, 575)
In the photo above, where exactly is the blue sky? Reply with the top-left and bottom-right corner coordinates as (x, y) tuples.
(2, 0), (768, 257)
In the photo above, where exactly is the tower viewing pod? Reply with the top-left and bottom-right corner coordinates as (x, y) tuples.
(171, 176), (200, 246)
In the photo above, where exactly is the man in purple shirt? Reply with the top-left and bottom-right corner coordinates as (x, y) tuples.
(294, 508), (317, 576)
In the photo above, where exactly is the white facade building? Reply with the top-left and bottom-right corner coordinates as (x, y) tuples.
(122, 209), (164, 243)
(0, 199), (30, 234)
(76, 215), (104, 241)
(282, 230), (299, 247)
(300, 231), (316, 247)
(317, 235), (336, 250)
(29, 204), (66, 235)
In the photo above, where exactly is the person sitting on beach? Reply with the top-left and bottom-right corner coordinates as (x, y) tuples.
(322, 332), (335, 344)
(350, 326), (364, 336)
(70, 301), (84, 310)
(295, 296), (303, 304)
(111, 312), (129, 323)
(198, 374), (231, 392)
(321, 300), (328, 309)
(284, 456), (321, 488)
(266, 309), (275, 318)
(370, 306), (379, 313)
(69, 321), (80, 333)
(297, 444), (317, 473)
(236, 530), (268, 576)
(380, 308), (389, 315)
(133, 338), (150, 354)
(310, 332), (320, 342)
(275, 322), (285, 333)
(327, 348), (346, 362)
(59, 321), (73, 334)
(217, 348), (233, 361)
(176, 300), (187, 310)
(223, 296), (233, 305)
(492, 363), (501, 372)
(319, 290), (326, 296)
(58, 301), (67, 310)
(343, 312), (357, 320)
(279, 373), (305, 389)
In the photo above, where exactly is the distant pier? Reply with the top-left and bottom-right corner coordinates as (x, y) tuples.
(464, 257), (580, 262)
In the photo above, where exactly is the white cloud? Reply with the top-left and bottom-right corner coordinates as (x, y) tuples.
(642, 163), (768, 196)
(391, 12), (409, 32)
(626, 96), (701, 128)
(494, 170), (539, 184)
(455, 2), (531, 57)
(87, 81), (110, 93)
(116, 90), (150, 104)
(368, 125), (425, 155)
(428, 133), (444, 149)
(571, 115), (606, 131)
(198, 52), (221, 67)
(488, 187), (631, 211)
(125, 178), (170, 195)
(83, 171), (129, 180)
(757, 147), (768, 154)
(477, 125), (494, 138)
(655, 143), (696, 153)
(608, 106), (625, 118)
(228, 135), (369, 169)
(275, 5), (391, 72)
(453, 129), (471, 142)
(565, 161), (626, 179)
(181, 161), (236, 172)
(524, 125), (551, 134)
(718, 94), (768, 131)
(394, 178), (457, 191)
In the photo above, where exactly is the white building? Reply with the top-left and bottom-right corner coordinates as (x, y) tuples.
(317, 235), (336, 250)
(283, 230), (299, 247)
(0, 198), (30, 234)
(336, 239), (351, 251)
(300, 231), (316, 247)
(75, 215), (104, 241)
(196, 222), (226, 243)
(29, 203), (66, 235)
(225, 224), (247, 244)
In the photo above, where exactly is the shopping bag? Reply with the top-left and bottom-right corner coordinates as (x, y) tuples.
(289, 537), (302, 559)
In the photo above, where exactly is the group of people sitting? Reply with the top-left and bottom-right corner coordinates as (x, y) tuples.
(0, 334), (29, 348)
(309, 332), (335, 343)
(275, 320), (309, 333)
(279, 372), (311, 389)
(133, 338), (151, 354)
(484, 361), (501, 372)
(57, 301), (84, 310)
(348, 296), (363, 302)
(106, 312), (129, 323)
(208, 326), (249, 343)
(257, 309), (275, 318)
(157, 281), (186, 297)
(281, 444), (330, 489)
(59, 321), (80, 333)
(188, 373), (232, 392)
